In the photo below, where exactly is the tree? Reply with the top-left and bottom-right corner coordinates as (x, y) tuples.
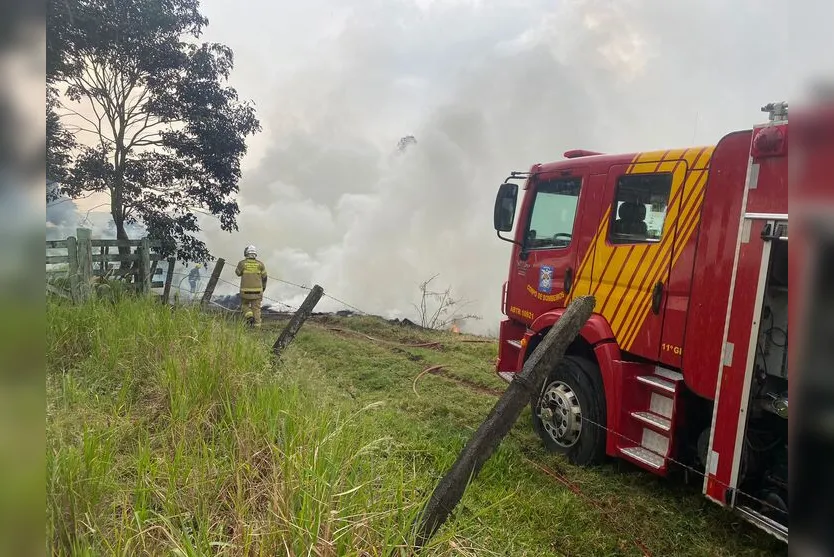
(46, 87), (76, 189)
(412, 274), (481, 330)
(46, 0), (260, 262)
(46, 0), (78, 189)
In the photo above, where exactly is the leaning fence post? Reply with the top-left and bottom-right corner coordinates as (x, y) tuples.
(138, 237), (151, 295)
(66, 235), (79, 303)
(162, 257), (176, 304)
(201, 258), (225, 308)
(409, 296), (596, 551)
(76, 228), (93, 302)
(272, 285), (324, 356)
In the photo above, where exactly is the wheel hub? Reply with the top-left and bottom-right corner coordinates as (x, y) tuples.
(538, 381), (582, 448)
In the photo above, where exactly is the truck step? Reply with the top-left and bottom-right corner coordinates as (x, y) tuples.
(631, 411), (672, 432)
(619, 446), (665, 469)
(654, 367), (684, 382)
(636, 375), (676, 395)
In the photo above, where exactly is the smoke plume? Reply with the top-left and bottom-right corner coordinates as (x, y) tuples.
(177, 0), (793, 332)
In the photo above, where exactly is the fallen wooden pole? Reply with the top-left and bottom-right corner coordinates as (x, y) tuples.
(272, 285), (325, 356)
(410, 295), (596, 551)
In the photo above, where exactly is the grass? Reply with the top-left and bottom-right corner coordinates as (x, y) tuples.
(47, 299), (788, 556)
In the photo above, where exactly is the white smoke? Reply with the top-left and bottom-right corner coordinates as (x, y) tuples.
(46, 186), (146, 241)
(187, 0), (793, 331)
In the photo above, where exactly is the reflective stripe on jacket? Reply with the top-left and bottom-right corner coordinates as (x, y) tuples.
(235, 258), (267, 295)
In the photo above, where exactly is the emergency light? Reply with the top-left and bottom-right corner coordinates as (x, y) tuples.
(751, 124), (787, 159)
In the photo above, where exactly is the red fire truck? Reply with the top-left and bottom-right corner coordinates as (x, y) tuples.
(493, 102), (789, 541)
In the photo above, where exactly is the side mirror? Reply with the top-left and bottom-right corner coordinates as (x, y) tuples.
(494, 182), (518, 232)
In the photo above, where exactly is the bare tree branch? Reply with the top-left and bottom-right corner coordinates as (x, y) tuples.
(413, 274), (482, 330)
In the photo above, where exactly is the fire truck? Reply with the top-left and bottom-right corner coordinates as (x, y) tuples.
(492, 102), (789, 541)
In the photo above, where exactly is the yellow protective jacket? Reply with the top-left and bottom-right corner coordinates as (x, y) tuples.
(235, 257), (267, 300)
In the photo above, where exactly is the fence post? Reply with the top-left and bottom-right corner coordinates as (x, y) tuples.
(409, 297), (596, 551)
(272, 285), (324, 356)
(76, 228), (93, 302)
(66, 235), (80, 303)
(102, 245), (111, 277)
(162, 257), (176, 304)
(201, 258), (225, 308)
(138, 237), (151, 295)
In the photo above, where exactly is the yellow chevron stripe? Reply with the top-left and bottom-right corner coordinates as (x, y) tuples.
(617, 148), (711, 345)
(589, 152), (674, 313)
(620, 147), (714, 349)
(567, 205), (612, 304)
(622, 190), (706, 350)
(568, 148), (646, 304)
(605, 158), (687, 339)
(619, 162), (706, 348)
(563, 146), (714, 352)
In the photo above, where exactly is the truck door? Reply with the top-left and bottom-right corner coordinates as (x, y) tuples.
(590, 156), (689, 360)
(705, 215), (789, 540)
(505, 167), (589, 322)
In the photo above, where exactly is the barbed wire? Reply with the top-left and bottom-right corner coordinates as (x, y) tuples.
(197, 255), (372, 316)
(259, 272), (369, 315)
(163, 270), (299, 312)
(510, 441), (653, 557)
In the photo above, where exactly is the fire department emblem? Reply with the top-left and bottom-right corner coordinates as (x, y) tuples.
(538, 265), (554, 294)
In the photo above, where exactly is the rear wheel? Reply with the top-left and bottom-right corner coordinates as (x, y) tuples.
(531, 356), (606, 466)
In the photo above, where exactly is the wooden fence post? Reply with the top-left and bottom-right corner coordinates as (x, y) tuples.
(272, 285), (324, 356)
(201, 258), (225, 308)
(138, 237), (151, 295)
(409, 296), (596, 551)
(102, 245), (111, 277)
(66, 235), (79, 303)
(162, 257), (176, 304)
(76, 228), (93, 302)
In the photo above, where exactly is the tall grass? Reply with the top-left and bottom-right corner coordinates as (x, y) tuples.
(47, 299), (784, 556)
(46, 299), (464, 556)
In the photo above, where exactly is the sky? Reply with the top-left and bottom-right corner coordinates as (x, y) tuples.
(46, 0), (831, 334)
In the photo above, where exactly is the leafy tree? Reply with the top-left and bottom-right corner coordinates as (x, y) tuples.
(47, 87), (76, 189)
(46, 0), (260, 262)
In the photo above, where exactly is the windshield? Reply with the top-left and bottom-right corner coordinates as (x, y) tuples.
(525, 178), (582, 250)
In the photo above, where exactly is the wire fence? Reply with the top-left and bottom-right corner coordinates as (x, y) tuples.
(167, 271), (297, 312)
(166, 258), (371, 317)
(151, 258), (788, 542)
(564, 412), (788, 521)
(193, 255), (788, 519)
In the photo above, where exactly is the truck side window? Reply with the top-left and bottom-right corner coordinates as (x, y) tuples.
(609, 173), (673, 244)
(525, 177), (581, 250)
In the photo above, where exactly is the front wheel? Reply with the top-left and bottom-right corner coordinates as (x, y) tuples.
(531, 356), (606, 466)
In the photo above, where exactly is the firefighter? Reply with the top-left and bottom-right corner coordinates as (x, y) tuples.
(188, 263), (202, 295)
(235, 245), (268, 327)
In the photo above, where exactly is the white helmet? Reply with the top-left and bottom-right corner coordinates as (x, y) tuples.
(244, 245), (257, 258)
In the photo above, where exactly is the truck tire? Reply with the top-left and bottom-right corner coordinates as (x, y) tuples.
(531, 355), (606, 466)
